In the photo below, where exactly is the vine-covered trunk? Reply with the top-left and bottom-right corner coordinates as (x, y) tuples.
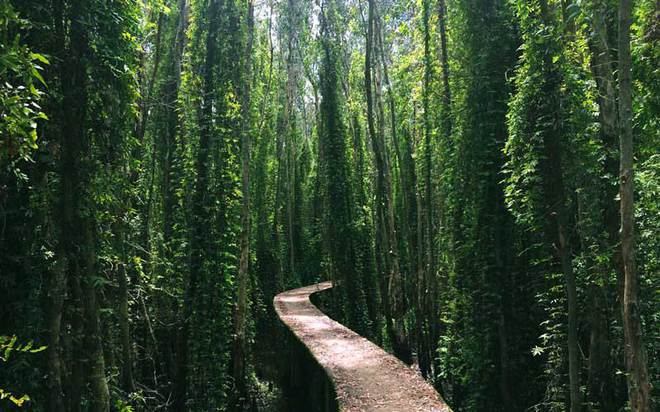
(232, 0), (254, 406)
(618, 0), (651, 409)
(57, 0), (109, 410)
(175, 0), (222, 408)
(537, 1), (581, 410)
(585, 3), (619, 408)
(365, 0), (409, 364)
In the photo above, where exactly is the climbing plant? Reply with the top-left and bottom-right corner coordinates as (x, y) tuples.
(0, 0), (656, 411)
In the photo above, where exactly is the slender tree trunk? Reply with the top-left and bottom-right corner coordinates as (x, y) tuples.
(365, 0), (388, 339)
(118, 260), (135, 392)
(419, 0), (435, 377)
(67, 278), (84, 412)
(366, 0), (410, 363)
(156, 0), (189, 395)
(81, 228), (110, 412)
(537, 1), (581, 409)
(558, 221), (581, 412)
(45, 259), (66, 412)
(162, 0), (189, 248)
(284, 0), (302, 283)
(432, 0), (452, 381)
(374, 4), (414, 351)
(423, 0), (435, 281)
(375, 11), (414, 289)
(232, 0), (254, 407)
(174, 1), (222, 408)
(618, 0), (651, 409)
(498, 308), (512, 406)
(58, 1), (109, 410)
(587, 282), (614, 409)
(36, 6), (66, 408)
(437, 0), (451, 136)
(584, 3), (621, 408)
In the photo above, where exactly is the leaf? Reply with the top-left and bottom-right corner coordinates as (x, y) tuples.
(31, 68), (46, 87)
(531, 346), (545, 356)
(29, 129), (38, 148)
(10, 394), (29, 407)
(29, 345), (46, 354)
(30, 53), (50, 65)
(2, 336), (17, 361)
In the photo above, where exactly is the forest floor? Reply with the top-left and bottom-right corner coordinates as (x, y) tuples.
(274, 282), (451, 412)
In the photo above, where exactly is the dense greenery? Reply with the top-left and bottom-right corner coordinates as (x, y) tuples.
(0, 0), (657, 411)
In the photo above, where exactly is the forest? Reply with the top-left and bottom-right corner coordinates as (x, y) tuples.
(0, 0), (657, 410)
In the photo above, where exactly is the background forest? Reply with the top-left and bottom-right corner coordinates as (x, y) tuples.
(0, 0), (657, 411)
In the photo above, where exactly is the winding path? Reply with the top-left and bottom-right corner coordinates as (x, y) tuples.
(274, 281), (451, 412)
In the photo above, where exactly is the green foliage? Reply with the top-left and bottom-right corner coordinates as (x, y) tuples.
(0, 389), (29, 408)
(0, 1), (48, 176)
(637, 154), (660, 391)
(0, 335), (46, 362)
(0, 335), (46, 408)
(0, 0), (657, 411)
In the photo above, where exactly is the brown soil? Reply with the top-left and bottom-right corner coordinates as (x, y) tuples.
(274, 282), (452, 412)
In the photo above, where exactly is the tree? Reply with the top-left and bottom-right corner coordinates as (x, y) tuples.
(506, 0), (583, 409)
(232, 0), (254, 405)
(0, 0), (657, 410)
(618, 0), (652, 409)
(318, 0), (370, 333)
(365, 0), (410, 364)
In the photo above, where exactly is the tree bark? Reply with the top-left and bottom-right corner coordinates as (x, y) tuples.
(618, 0), (651, 409)
(437, 0), (452, 137)
(174, 0), (222, 408)
(45, 259), (66, 412)
(537, 1), (581, 410)
(365, 0), (410, 364)
(585, 2), (619, 408)
(419, 0), (435, 378)
(118, 260), (135, 393)
(81, 231), (111, 412)
(57, 0), (109, 410)
(232, 0), (254, 407)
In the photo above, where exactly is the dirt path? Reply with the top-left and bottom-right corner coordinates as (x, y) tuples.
(274, 282), (452, 412)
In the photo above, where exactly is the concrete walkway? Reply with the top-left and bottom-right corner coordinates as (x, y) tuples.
(274, 281), (451, 412)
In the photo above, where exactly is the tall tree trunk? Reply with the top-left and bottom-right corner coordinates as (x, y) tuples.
(45, 260), (66, 412)
(157, 0), (189, 394)
(366, 0), (410, 364)
(232, 0), (254, 407)
(437, 0), (451, 137)
(284, 0), (302, 283)
(419, 0), (435, 378)
(433, 0), (452, 381)
(586, 3), (619, 408)
(33, 7), (66, 410)
(174, 0), (222, 408)
(558, 220), (580, 412)
(118, 260), (135, 393)
(162, 0), (189, 251)
(375, 9), (415, 290)
(422, 0), (434, 287)
(537, 1), (581, 410)
(81, 228), (111, 412)
(58, 0), (109, 410)
(618, 0), (651, 409)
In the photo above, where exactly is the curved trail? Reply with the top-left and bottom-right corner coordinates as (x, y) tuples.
(274, 281), (451, 412)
